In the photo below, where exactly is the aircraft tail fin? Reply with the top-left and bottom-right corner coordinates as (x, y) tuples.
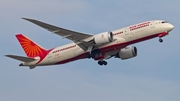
(5, 55), (36, 62)
(16, 34), (48, 58)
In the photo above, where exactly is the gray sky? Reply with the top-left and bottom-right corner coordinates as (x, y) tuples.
(1, 0), (180, 101)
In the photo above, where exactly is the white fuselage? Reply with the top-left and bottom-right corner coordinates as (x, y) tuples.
(23, 20), (174, 66)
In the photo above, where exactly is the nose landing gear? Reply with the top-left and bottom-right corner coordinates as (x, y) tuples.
(159, 38), (163, 43)
(158, 32), (168, 43)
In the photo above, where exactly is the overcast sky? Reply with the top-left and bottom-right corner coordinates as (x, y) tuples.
(1, 0), (180, 101)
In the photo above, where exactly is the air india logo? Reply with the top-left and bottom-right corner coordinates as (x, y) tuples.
(16, 34), (44, 58)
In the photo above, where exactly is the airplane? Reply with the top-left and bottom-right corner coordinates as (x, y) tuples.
(5, 18), (174, 69)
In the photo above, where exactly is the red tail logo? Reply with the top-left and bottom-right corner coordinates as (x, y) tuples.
(16, 34), (47, 58)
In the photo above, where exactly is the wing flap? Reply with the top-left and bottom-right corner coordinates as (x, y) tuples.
(5, 55), (36, 62)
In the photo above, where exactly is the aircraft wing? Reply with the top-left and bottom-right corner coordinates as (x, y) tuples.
(22, 18), (93, 51)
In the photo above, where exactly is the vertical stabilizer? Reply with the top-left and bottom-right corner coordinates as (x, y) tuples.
(16, 34), (48, 58)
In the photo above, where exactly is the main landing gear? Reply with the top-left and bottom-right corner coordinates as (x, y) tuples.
(98, 60), (107, 66)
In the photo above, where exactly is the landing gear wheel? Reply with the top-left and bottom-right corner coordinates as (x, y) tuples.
(98, 61), (108, 66)
(98, 61), (103, 66)
(159, 38), (163, 43)
(102, 61), (107, 65)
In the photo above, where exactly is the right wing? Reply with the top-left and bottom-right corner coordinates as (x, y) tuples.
(22, 18), (94, 51)
(5, 55), (36, 62)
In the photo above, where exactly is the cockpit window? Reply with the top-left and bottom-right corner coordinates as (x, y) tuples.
(162, 21), (168, 23)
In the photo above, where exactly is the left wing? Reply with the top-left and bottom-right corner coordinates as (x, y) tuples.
(22, 18), (93, 51)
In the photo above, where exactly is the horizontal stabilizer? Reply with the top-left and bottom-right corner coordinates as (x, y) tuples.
(5, 55), (36, 62)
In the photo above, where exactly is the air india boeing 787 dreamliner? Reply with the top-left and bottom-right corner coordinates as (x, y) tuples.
(5, 18), (174, 69)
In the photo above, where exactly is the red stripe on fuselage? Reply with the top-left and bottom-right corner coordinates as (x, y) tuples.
(55, 32), (165, 65)
(100, 32), (160, 53)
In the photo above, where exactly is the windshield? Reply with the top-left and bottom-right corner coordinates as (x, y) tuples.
(162, 21), (168, 23)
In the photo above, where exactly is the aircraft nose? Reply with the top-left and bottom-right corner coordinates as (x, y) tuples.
(169, 24), (174, 31)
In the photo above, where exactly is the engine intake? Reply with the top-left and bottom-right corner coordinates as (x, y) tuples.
(94, 31), (113, 45)
(118, 46), (137, 60)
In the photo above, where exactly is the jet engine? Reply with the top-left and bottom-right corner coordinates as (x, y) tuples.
(118, 46), (137, 60)
(93, 31), (113, 45)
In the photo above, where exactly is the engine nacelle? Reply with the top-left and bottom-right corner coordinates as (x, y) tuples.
(118, 46), (137, 60)
(94, 31), (113, 45)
